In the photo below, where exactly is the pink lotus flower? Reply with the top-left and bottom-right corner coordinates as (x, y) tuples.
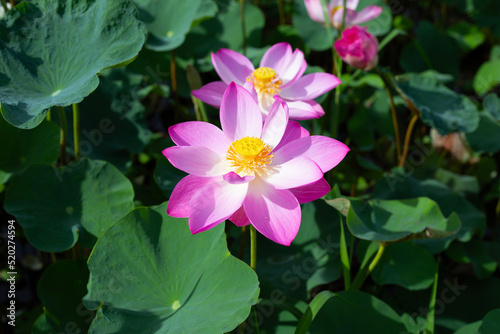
(334, 26), (379, 71)
(164, 83), (349, 245)
(304, 0), (382, 30)
(192, 42), (341, 120)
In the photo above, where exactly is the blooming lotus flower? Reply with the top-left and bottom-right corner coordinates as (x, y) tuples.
(164, 83), (349, 245)
(192, 42), (341, 120)
(304, 0), (382, 29)
(334, 26), (378, 71)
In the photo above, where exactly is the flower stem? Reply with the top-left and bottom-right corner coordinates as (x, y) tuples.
(240, 0), (246, 55)
(426, 258), (440, 334)
(250, 225), (257, 271)
(277, 0), (285, 25)
(399, 113), (419, 167)
(375, 67), (402, 161)
(72, 103), (81, 159)
(170, 51), (181, 119)
(339, 213), (351, 290)
(56, 106), (68, 165)
(46, 109), (51, 122)
(1, 0), (9, 13)
(238, 225), (247, 260)
(351, 242), (386, 290)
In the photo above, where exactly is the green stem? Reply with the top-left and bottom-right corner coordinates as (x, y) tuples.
(72, 104), (81, 159)
(277, 0), (285, 25)
(1, 0), (9, 13)
(46, 109), (52, 122)
(240, 0), (246, 55)
(56, 106), (68, 164)
(250, 225), (257, 271)
(426, 258), (440, 334)
(339, 213), (351, 290)
(170, 51), (180, 117)
(351, 243), (386, 290)
(375, 67), (402, 162)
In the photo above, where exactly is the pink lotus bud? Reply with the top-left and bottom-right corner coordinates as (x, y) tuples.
(334, 26), (379, 71)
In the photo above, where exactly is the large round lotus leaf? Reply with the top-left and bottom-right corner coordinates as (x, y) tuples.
(134, 0), (214, 51)
(0, 117), (59, 174)
(346, 197), (461, 242)
(309, 291), (407, 333)
(373, 172), (486, 249)
(33, 260), (94, 334)
(371, 242), (437, 290)
(0, 0), (146, 129)
(394, 72), (480, 135)
(4, 158), (135, 252)
(84, 202), (259, 334)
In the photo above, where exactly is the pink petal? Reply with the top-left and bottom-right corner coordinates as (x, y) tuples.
(191, 81), (227, 107)
(274, 120), (310, 151)
(228, 206), (251, 227)
(350, 5), (383, 26)
(285, 100), (325, 120)
(163, 146), (227, 177)
(167, 175), (218, 217)
(189, 180), (248, 233)
(289, 178), (331, 203)
(331, 8), (358, 29)
(220, 82), (263, 142)
(169, 121), (230, 156)
(260, 43), (292, 77)
(280, 73), (341, 100)
(265, 156), (323, 189)
(304, 0), (326, 23)
(244, 178), (301, 246)
(345, 0), (359, 10)
(274, 136), (350, 173)
(223, 172), (254, 184)
(279, 49), (307, 86)
(261, 97), (289, 148)
(212, 49), (254, 85)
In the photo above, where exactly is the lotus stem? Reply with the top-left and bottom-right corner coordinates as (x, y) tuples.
(72, 103), (80, 159)
(399, 113), (419, 167)
(57, 106), (68, 164)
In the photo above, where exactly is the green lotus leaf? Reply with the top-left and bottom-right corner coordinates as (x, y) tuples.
(372, 242), (437, 290)
(346, 197), (461, 242)
(83, 202), (259, 334)
(134, 0), (217, 52)
(309, 291), (407, 333)
(0, 117), (59, 174)
(4, 158), (135, 252)
(394, 72), (480, 135)
(0, 0), (146, 129)
(33, 260), (94, 334)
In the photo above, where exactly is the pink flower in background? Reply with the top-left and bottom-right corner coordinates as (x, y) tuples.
(334, 26), (379, 71)
(304, 0), (382, 29)
(192, 42), (341, 120)
(164, 83), (349, 245)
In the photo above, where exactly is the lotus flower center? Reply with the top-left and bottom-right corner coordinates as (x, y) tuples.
(247, 67), (282, 96)
(254, 67), (276, 81)
(226, 137), (273, 176)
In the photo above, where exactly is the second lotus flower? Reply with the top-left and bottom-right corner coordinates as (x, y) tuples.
(192, 42), (341, 120)
(165, 83), (349, 246)
(304, 0), (382, 29)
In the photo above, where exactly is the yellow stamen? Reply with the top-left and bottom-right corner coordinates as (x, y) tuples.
(246, 67), (282, 96)
(226, 137), (273, 176)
